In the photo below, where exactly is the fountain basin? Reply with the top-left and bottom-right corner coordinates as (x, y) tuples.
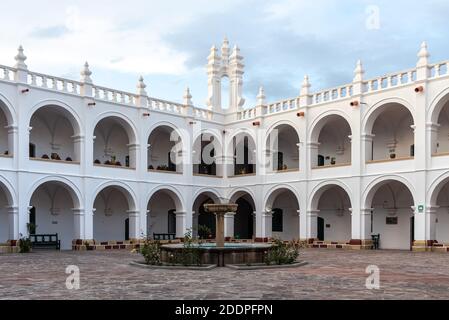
(161, 243), (273, 267)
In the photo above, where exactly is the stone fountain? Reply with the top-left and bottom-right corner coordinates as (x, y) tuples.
(160, 202), (272, 267)
(203, 203), (238, 248)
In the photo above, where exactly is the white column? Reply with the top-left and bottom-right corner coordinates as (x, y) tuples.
(360, 208), (373, 240)
(72, 208), (85, 240)
(224, 212), (235, 238)
(175, 211), (187, 238)
(361, 133), (375, 163)
(261, 210), (273, 239)
(85, 208), (95, 240)
(308, 142), (320, 168)
(7, 206), (19, 240)
(71, 135), (84, 162)
(6, 125), (17, 156)
(425, 206), (438, 243)
(127, 143), (139, 169)
(306, 210), (319, 239)
(127, 210), (140, 240)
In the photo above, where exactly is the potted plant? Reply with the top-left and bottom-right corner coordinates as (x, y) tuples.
(330, 157), (336, 165)
(390, 153), (396, 159)
(66, 157), (73, 162)
(94, 159), (101, 164)
(42, 154), (49, 159)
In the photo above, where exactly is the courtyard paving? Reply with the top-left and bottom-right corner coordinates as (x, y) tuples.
(0, 248), (448, 300)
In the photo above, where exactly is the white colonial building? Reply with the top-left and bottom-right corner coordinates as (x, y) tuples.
(1, 39), (449, 252)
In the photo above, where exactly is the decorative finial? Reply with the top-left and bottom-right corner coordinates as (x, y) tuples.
(353, 59), (364, 82)
(14, 45), (27, 70)
(300, 75), (311, 96)
(184, 87), (193, 106)
(417, 41), (430, 67)
(257, 86), (266, 106)
(80, 61), (93, 83)
(137, 76), (147, 96)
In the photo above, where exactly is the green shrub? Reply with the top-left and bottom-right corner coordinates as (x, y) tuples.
(140, 239), (162, 265)
(176, 230), (202, 266)
(265, 238), (300, 265)
(18, 237), (32, 253)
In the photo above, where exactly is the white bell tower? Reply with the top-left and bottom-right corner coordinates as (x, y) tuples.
(207, 38), (245, 112)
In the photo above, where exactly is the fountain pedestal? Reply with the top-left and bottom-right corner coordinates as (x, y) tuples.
(204, 204), (238, 248)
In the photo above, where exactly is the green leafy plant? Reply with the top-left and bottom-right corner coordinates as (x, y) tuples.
(18, 222), (36, 253)
(197, 224), (212, 240)
(140, 239), (162, 265)
(179, 230), (202, 266)
(265, 238), (300, 265)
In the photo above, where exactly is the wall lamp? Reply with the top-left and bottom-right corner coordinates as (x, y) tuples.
(21, 88), (30, 94)
(142, 113), (150, 117)
(350, 101), (368, 107)
(88, 102), (96, 106)
(297, 112), (305, 117)
(252, 121), (261, 126)
(415, 86), (424, 93)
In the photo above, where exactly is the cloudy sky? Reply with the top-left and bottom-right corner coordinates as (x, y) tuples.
(0, 0), (448, 107)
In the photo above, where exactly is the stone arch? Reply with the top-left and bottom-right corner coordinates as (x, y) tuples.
(92, 181), (137, 211)
(27, 99), (82, 136)
(362, 97), (415, 135)
(93, 112), (138, 144)
(28, 176), (82, 209)
(309, 110), (353, 143)
(264, 184), (300, 211)
(362, 175), (416, 210)
(309, 180), (353, 211)
(146, 185), (185, 213)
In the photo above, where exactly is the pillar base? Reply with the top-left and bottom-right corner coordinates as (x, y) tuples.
(412, 240), (437, 252)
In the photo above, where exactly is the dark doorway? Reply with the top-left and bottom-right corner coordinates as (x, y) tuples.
(234, 136), (254, 175)
(29, 143), (36, 158)
(168, 152), (176, 172)
(318, 155), (325, 167)
(272, 208), (283, 232)
(410, 216), (415, 251)
(275, 152), (284, 171)
(29, 207), (36, 235)
(168, 209), (176, 234)
(125, 218), (129, 241)
(198, 200), (216, 239)
(234, 198), (254, 239)
(317, 217), (324, 241)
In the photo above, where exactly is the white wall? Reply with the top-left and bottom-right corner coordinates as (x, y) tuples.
(147, 192), (176, 235)
(272, 191), (299, 240)
(372, 108), (414, 160)
(371, 182), (414, 250)
(148, 128), (178, 170)
(436, 103), (449, 154)
(318, 119), (351, 166)
(30, 108), (75, 161)
(0, 109), (9, 155)
(94, 120), (130, 166)
(317, 188), (351, 242)
(93, 188), (129, 242)
(372, 209), (412, 250)
(0, 191), (9, 243)
(30, 185), (74, 250)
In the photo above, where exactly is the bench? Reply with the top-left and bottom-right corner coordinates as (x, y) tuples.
(371, 234), (380, 250)
(30, 234), (61, 250)
(153, 233), (176, 241)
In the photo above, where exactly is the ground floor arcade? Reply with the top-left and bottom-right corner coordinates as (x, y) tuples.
(1, 175), (449, 253)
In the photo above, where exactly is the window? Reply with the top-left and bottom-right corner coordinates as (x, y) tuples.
(272, 208), (283, 232)
(29, 143), (36, 158)
(318, 155), (325, 167)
